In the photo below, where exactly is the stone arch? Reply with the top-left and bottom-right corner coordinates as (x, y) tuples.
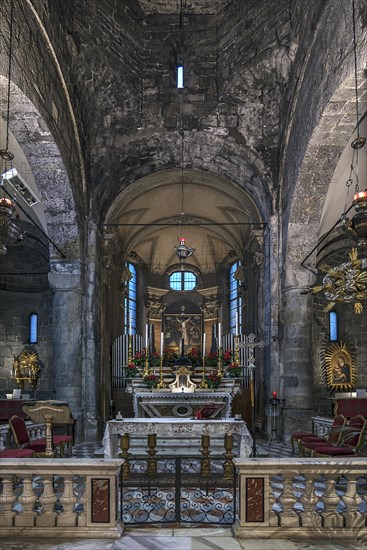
(0, 77), (80, 260)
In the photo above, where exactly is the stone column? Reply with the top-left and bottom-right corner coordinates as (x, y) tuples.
(48, 261), (83, 439)
(281, 264), (316, 437)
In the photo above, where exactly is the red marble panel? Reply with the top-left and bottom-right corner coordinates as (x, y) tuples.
(91, 478), (110, 523)
(245, 477), (264, 522)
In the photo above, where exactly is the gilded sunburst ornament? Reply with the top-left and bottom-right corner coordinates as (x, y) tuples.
(310, 248), (367, 314)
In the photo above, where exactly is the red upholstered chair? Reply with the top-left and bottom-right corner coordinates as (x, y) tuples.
(9, 415), (72, 457)
(297, 414), (347, 457)
(313, 415), (367, 458)
(0, 448), (35, 458)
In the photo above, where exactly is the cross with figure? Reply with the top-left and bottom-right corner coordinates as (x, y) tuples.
(239, 333), (264, 369)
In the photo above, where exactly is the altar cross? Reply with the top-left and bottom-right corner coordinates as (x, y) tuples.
(238, 333), (264, 369)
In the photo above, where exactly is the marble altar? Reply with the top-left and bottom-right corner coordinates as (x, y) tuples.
(102, 417), (253, 459)
(132, 389), (233, 418)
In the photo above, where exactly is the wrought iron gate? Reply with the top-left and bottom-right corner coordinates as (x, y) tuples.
(120, 456), (237, 525)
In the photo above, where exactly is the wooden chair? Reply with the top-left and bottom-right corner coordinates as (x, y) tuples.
(297, 414), (347, 457)
(9, 415), (71, 457)
(313, 415), (366, 457)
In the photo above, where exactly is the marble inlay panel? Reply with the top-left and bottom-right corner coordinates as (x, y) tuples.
(91, 478), (110, 523)
(245, 477), (264, 522)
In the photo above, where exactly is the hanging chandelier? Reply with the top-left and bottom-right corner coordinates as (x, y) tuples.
(0, 197), (24, 256)
(174, 1), (195, 264)
(309, 0), (366, 314)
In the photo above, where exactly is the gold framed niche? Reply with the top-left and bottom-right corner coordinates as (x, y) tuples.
(163, 314), (202, 355)
(322, 341), (357, 393)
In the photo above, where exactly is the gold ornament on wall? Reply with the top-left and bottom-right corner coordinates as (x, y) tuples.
(12, 345), (41, 390)
(321, 341), (356, 393)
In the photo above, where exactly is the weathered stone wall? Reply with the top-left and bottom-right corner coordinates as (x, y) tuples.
(0, 224), (53, 396)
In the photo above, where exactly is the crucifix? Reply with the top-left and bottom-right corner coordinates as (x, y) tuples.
(239, 333), (264, 457)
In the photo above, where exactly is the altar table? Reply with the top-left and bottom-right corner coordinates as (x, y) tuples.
(102, 417), (253, 459)
(133, 389), (233, 418)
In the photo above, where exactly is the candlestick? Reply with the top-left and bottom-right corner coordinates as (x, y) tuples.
(217, 346), (223, 377)
(218, 323), (221, 349)
(200, 352), (208, 388)
(203, 333), (206, 354)
(143, 345), (150, 378)
(157, 354), (165, 389)
(160, 331), (164, 356)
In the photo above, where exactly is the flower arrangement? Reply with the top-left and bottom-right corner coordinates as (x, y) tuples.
(164, 348), (178, 367)
(149, 352), (160, 368)
(125, 362), (138, 377)
(205, 370), (222, 389)
(222, 349), (233, 365)
(131, 350), (146, 367)
(205, 351), (218, 367)
(187, 347), (200, 367)
(143, 373), (159, 389)
(226, 362), (242, 377)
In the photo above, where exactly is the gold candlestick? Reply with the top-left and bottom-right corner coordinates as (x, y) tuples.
(217, 347), (223, 377)
(157, 355), (165, 388)
(143, 346), (150, 377)
(128, 334), (132, 364)
(235, 333), (239, 365)
(200, 354), (208, 388)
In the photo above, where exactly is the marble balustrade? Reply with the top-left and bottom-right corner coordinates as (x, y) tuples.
(234, 457), (366, 542)
(0, 459), (123, 539)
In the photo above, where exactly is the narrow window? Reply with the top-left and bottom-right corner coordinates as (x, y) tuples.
(229, 262), (242, 334)
(29, 313), (38, 344)
(124, 263), (137, 334)
(329, 311), (338, 342)
(177, 65), (184, 88)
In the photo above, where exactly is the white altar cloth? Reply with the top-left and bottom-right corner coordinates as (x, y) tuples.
(102, 417), (253, 459)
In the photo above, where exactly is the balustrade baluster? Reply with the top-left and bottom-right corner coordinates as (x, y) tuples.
(342, 476), (364, 529)
(147, 434), (157, 475)
(0, 475), (17, 526)
(300, 474), (322, 527)
(57, 475), (77, 526)
(36, 476), (57, 526)
(279, 475), (300, 527)
(223, 433), (234, 480)
(200, 434), (211, 476)
(77, 476), (87, 527)
(269, 477), (280, 526)
(14, 475), (36, 527)
(321, 476), (344, 528)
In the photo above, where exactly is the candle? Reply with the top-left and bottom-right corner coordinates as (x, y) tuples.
(145, 324), (149, 348)
(235, 312), (239, 335)
(203, 333), (206, 354)
(160, 332), (164, 356)
(218, 323), (222, 348)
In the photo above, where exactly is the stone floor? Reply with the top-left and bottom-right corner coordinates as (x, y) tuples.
(0, 528), (365, 550)
(1, 438), (365, 549)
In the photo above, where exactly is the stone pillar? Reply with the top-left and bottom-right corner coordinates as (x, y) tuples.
(281, 266), (316, 437)
(48, 262), (83, 439)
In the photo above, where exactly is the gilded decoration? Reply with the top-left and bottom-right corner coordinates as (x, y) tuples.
(321, 341), (357, 393)
(12, 345), (41, 390)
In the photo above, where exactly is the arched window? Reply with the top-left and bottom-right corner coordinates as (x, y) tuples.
(169, 271), (197, 291)
(29, 313), (38, 344)
(329, 311), (338, 342)
(124, 263), (137, 334)
(229, 262), (242, 334)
